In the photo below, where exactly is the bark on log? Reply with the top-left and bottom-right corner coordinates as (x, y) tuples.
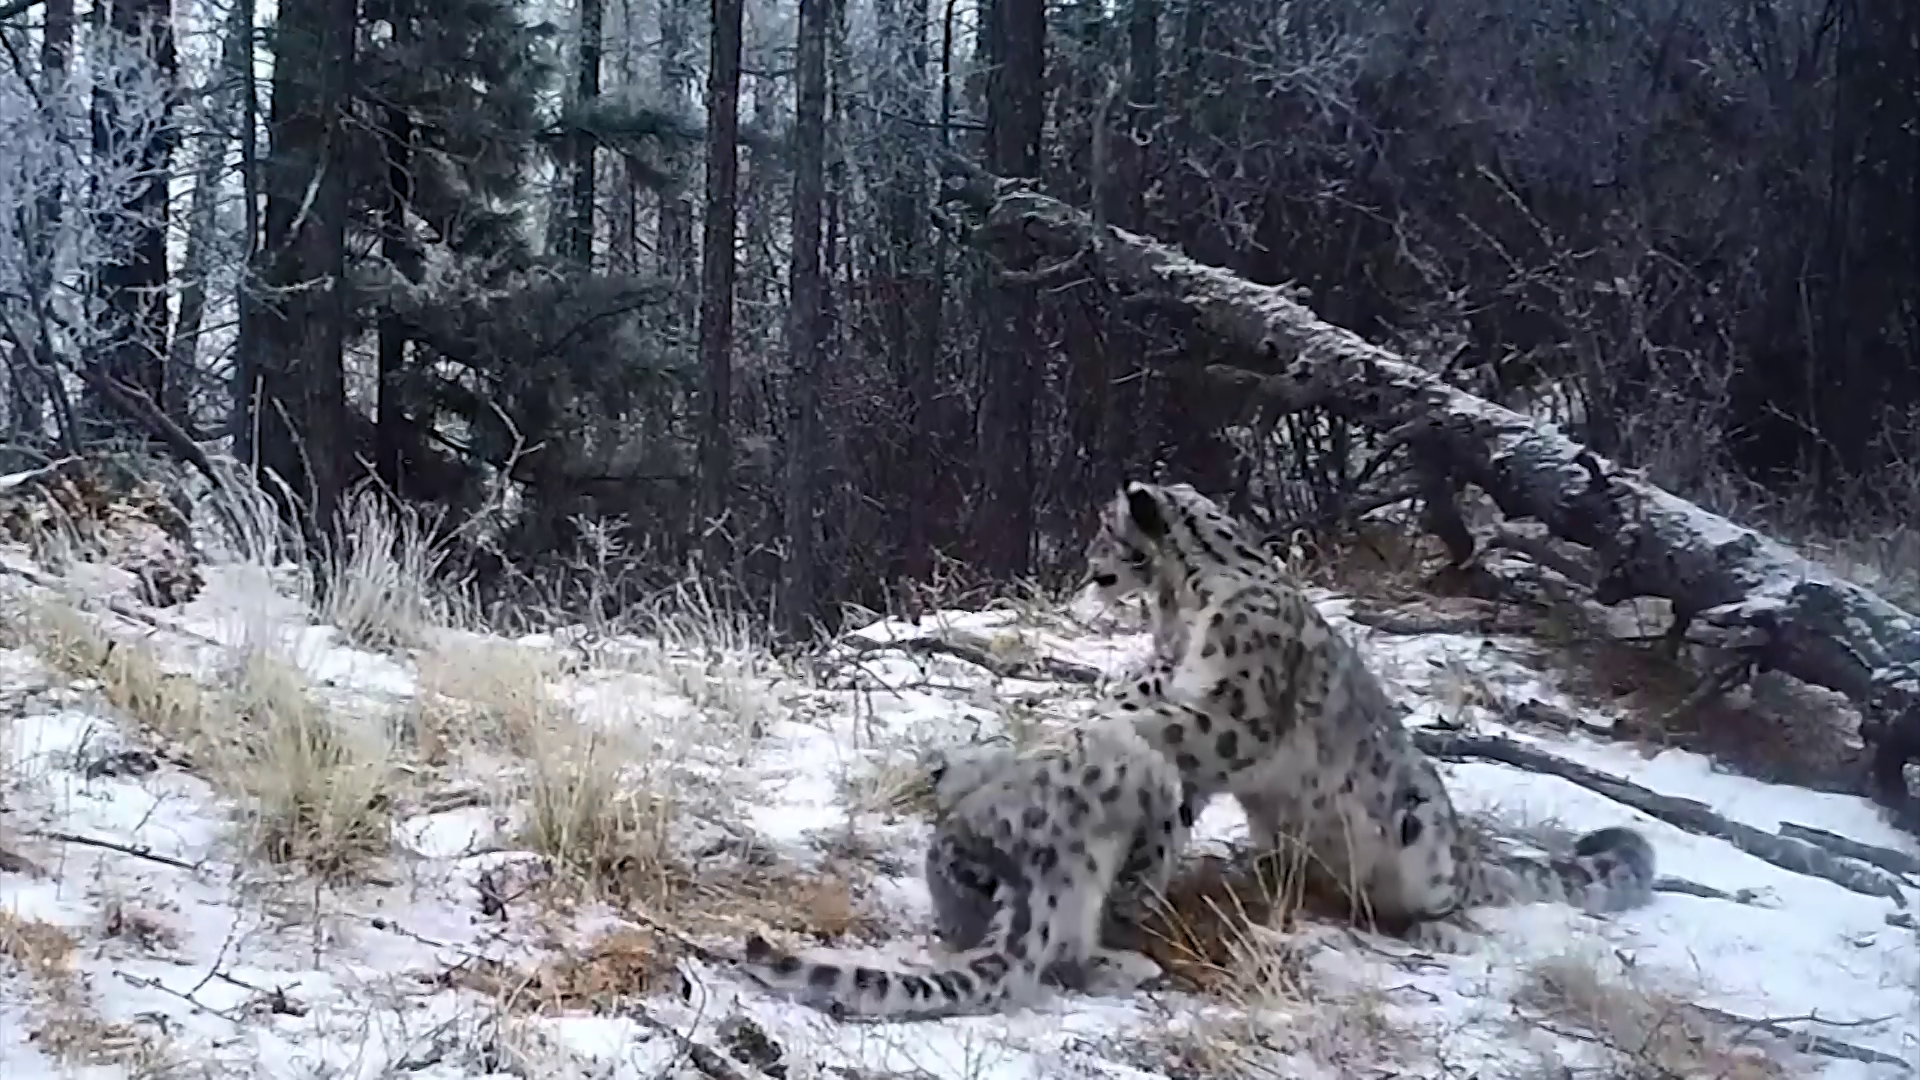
(937, 158), (1920, 829)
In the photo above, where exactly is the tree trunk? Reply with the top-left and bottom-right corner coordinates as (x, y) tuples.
(376, 0), (421, 491)
(941, 160), (1920, 831)
(972, 0), (1045, 578)
(250, 0), (357, 544)
(872, 0), (937, 583)
(1105, 0), (1159, 474)
(914, 0), (958, 562)
(607, 0), (639, 273)
(568, 0), (604, 264)
(696, 0), (745, 570)
(14, 0), (73, 443)
(1809, 0), (1920, 492)
(780, 0), (830, 636)
(163, 0), (248, 430)
(89, 0), (177, 438)
(230, 0), (261, 459)
(657, 0), (695, 306)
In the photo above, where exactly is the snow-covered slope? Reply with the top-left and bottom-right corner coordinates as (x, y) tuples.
(0, 553), (1914, 1080)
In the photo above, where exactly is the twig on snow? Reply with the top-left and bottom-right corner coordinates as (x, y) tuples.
(114, 969), (244, 1024)
(1650, 876), (1760, 904)
(1346, 599), (1527, 637)
(838, 633), (1105, 686)
(617, 1001), (771, 1080)
(1689, 1002), (1911, 1070)
(29, 828), (201, 872)
(1412, 730), (1912, 906)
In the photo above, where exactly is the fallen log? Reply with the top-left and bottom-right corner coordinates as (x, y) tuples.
(1412, 731), (1911, 905)
(937, 158), (1920, 831)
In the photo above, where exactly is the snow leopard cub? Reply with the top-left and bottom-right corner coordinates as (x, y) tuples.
(739, 718), (1189, 1018)
(922, 739), (1196, 987)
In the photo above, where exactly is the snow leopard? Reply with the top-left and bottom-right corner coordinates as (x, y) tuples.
(923, 739), (1198, 982)
(738, 718), (1190, 1019)
(1080, 479), (1658, 931)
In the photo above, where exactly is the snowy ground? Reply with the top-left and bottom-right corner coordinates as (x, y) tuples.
(0, 544), (1916, 1080)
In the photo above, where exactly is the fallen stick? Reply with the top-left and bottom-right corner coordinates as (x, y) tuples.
(1689, 1003), (1912, 1071)
(1776, 822), (1920, 881)
(1411, 731), (1911, 906)
(1650, 876), (1756, 904)
(30, 828), (202, 873)
(617, 1002), (769, 1080)
(1346, 600), (1526, 637)
(839, 633), (1106, 686)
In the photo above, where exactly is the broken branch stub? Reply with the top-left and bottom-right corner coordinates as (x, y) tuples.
(938, 159), (1920, 824)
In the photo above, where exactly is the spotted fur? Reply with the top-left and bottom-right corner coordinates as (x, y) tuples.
(739, 719), (1189, 1019)
(924, 741), (1199, 989)
(1082, 480), (1657, 929)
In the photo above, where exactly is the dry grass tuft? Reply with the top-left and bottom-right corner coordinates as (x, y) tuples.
(18, 597), (210, 745)
(1136, 853), (1413, 1078)
(1136, 834), (1436, 997)
(412, 635), (568, 759)
(708, 860), (887, 943)
(449, 927), (677, 1012)
(1516, 950), (1789, 1080)
(516, 722), (678, 901)
(0, 910), (182, 1073)
(0, 909), (78, 979)
(599, 577), (781, 737)
(227, 644), (396, 879)
(315, 482), (467, 652)
(1135, 854), (1319, 999)
(11, 595), (396, 882)
(455, 864), (882, 1017)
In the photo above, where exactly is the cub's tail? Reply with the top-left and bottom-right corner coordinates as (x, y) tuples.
(739, 933), (1034, 1020)
(739, 833), (1125, 1019)
(1480, 825), (1658, 913)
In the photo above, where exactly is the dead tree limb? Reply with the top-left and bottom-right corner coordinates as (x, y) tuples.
(1413, 730), (1911, 905)
(938, 157), (1920, 828)
(837, 633), (1107, 686)
(1776, 822), (1920, 881)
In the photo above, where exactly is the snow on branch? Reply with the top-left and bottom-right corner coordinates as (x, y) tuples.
(0, 20), (176, 440)
(937, 156), (1920, 831)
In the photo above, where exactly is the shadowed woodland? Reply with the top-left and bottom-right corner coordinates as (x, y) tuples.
(1, 0), (1918, 820)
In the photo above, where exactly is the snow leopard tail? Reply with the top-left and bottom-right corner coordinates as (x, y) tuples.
(738, 834), (1129, 1020)
(739, 934), (1038, 1020)
(1471, 825), (1658, 913)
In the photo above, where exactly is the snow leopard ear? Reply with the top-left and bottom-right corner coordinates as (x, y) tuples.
(1124, 482), (1168, 540)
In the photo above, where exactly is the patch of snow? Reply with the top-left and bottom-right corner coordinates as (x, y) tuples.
(0, 561), (1914, 1080)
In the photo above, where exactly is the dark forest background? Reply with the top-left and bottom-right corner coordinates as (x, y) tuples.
(1, 0), (1916, 637)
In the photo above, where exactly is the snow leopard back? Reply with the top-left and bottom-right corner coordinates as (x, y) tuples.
(1085, 479), (1658, 929)
(738, 720), (1188, 1019)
